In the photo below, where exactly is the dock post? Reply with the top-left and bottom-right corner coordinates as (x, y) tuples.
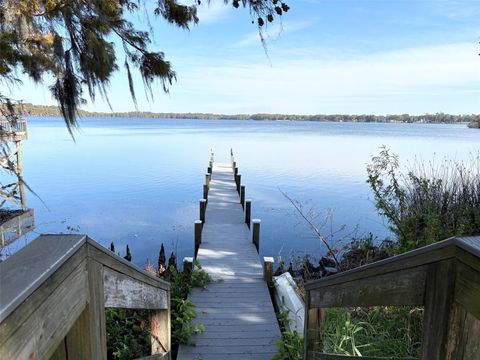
(236, 174), (241, 194)
(263, 257), (274, 286)
(245, 199), (252, 228)
(232, 160), (236, 170)
(208, 162), (212, 174)
(240, 185), (246, 209)
(200, 199), (207, 223)
(203, 184), (209, 202)
(252, 219), (261, 252)
(194, 220), (202, 258)
(205, 173), (211, 186)
(183, 257), (194, 274)
(234, 166), (238, 177)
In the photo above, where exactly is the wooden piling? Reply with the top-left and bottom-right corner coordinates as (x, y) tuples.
(183, 257), (194, 274)
(203, 184), (208, 202)
(252, 219), (261, 252)
(234, 166), (238, 176)
(199, 199), (207, 223)
(232, 160), (236, 170)
(236, 174), (241, 194)
(245, 199), (252, 228)
(240, 185), (246, 209)
(194, 220), (202, 258)
(263, 257), (274, 286)
(205, 173), (211, 186)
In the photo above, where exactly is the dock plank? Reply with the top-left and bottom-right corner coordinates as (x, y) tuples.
(178, 162), (281, 359)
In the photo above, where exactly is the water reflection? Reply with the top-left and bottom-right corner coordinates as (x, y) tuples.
(2, 117), (478, 265)
(0, 118), (36, 249)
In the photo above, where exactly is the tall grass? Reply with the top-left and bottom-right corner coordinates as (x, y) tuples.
(367, 148), (480, 251)
(320, 306), (423, 358)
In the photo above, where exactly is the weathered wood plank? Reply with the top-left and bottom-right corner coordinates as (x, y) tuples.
(103, 266), (168, 309)
(309, 265), (427, 308)
(0, 234), (87, 322)
(64, 303), (93, 360)
(421, 260), (456, 359)
(0, 260), (88, 359)
(87, 240), (169, 291)
(0, 245), (88, 346)
(305, 245), (455, 292)
(87, 258), (107, 360)
(455, 261), (480, 320)
(178, 161), (280, 359)
(150, 309), (170, 355)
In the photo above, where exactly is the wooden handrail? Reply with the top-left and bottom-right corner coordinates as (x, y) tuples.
(0, 234), (171, 360)
(303, 236), (480, 359)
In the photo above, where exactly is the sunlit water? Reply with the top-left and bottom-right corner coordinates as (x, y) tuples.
(2, 117), (478, 266)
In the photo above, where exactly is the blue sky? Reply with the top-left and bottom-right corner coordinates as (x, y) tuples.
(3, 0), (480, 114)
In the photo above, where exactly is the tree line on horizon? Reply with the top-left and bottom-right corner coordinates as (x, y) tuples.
(9, 103), (480, 125)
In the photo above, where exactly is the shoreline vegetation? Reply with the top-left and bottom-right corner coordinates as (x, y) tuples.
(11, 103), (480, 125)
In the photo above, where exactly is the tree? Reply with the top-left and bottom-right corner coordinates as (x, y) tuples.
(0, 0), (290, 133)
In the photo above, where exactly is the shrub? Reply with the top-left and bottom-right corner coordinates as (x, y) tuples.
(367, 147), (480, 252)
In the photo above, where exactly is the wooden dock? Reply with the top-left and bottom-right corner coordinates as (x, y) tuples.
(178, 160), (281, 359)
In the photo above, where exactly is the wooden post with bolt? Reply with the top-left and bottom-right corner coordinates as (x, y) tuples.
(245, 199), (251, 228)
(263, 257), (274, 286)
(194, 220), (202, 258)
(252, 219), (261, 252)
(240, 185), (246, 209)
(200, 199), (207, 223)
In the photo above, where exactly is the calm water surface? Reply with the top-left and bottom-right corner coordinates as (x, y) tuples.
(4, 117), (478, 266)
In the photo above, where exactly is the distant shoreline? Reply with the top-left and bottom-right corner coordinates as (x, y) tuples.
(11, 103), (480, 125)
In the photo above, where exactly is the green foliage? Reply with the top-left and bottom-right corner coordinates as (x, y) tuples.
(106, 308), (151, 360)
(367, 147), (480, 252)
(272, 300), (304, 360)
(320, 307), (423, 358)
(169, 260), (212, 346)
(171, 297), (205, 345)
(272, 331), (303, 360)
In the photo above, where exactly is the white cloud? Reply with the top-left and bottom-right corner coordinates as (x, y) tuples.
(233, 20), (316, 48)
(196, 2), (231, 24)
(171, 42), (480, 114)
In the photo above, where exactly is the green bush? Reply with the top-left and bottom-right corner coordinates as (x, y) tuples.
(106, 309), (151, 360)
(367, 147), (480, 252)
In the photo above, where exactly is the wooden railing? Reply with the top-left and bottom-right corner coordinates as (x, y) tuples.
(304, 236), (480, 360)
(0, 234), (171, 360)
(0, 118), (28, 141)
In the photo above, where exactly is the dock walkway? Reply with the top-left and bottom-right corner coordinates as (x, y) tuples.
(178, 161), (281, 360)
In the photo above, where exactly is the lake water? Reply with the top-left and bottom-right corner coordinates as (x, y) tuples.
(2, 117), (478, 266)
